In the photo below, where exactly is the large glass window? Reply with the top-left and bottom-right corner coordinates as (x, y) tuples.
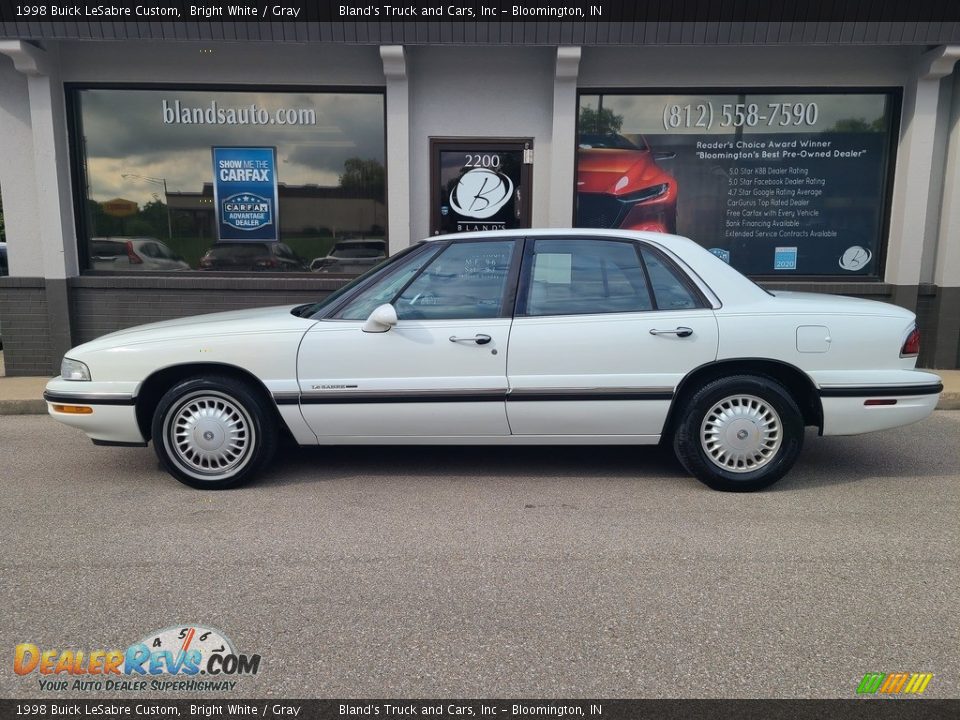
(71, 88), (386, 275)
(575, 90), (899, 278)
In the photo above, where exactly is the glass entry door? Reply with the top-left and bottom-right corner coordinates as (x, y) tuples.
(430, 139), (533, 236)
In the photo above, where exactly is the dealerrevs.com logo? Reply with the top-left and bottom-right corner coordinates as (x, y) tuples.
(14, 625), (261, 693)
(857, 672), (934, 695)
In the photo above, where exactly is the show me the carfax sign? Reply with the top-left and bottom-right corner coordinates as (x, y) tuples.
(212, 146), (279, 242)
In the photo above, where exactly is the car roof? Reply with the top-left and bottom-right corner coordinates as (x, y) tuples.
(423, 228), (708, 268)
(427, 228), (684, 245)
(425, 228), (768, 306)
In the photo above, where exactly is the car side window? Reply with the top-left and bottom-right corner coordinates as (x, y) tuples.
(395, 241), (515, 320)
(335, 245), (443, 321)
(640, 247), (700, 310)
(524, 239), (653, 316)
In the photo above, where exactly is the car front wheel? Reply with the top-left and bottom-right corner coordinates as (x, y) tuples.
(151, 376), (278, 490)
(673, 375), (804, 492)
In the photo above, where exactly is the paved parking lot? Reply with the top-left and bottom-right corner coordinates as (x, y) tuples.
(1, 412), (958, 699)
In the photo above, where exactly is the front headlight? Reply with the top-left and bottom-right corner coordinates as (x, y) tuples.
(620, 183), (670, 204)
(61, 357), (91, 381)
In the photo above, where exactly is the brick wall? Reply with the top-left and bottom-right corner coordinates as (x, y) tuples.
(915, 287), (938, 369)
(0, 278), (53, 376)
(68, 275), (345, 345)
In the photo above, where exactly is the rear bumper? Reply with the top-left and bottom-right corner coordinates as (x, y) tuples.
(43, 385), (146, 445)
(818, 377), (942, 436)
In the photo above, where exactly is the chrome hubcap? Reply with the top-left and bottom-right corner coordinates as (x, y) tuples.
(165, 391), (254, 480)
(700, 394), (782, 473)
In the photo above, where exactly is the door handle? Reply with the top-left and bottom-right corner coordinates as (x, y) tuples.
(649, 327), (694, 338)
(449, 334), (492, 345)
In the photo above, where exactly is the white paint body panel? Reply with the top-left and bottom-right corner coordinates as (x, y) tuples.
(297, 318), (511, 437)
(46, 305), (317, 444)
(46, 402), (143, 444)
(310, 434), (662, 445)
(821, 394), (940, 436)
(506, 309), (718, 435)
(42, 230), (941, 452)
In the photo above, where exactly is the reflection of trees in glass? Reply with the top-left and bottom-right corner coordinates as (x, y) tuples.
(828, 117), (886, 133)
(86, 198), (170, 239)
(338, 157), (385, 199)
(578, 105), (624, 135)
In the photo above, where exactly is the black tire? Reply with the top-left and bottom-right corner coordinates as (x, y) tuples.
(673, 375), (804, 492)
(151, 375), (278, 490)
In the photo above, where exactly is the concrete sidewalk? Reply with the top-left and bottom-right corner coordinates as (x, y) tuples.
(2, 358), (958, 415)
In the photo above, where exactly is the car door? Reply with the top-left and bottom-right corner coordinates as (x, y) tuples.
(506, 237), (719, 438)
(297, 239), (519, 439)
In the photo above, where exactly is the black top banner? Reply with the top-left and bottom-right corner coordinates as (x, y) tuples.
(2, 0), (960, 24)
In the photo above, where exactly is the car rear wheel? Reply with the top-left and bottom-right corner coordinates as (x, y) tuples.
(151, 376), (278, 490)
(673, 375), (804, 492)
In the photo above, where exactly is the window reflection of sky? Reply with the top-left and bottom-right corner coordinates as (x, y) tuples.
(79, 89), (385, 205)
(580, 93), (889, 136)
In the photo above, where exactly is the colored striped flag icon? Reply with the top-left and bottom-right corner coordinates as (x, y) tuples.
(857, 672), (933, 694)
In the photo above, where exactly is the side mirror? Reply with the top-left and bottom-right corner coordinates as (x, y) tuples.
(362, 303), (398, 333)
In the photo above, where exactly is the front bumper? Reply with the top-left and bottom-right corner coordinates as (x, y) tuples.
(44, 378), (146, 445)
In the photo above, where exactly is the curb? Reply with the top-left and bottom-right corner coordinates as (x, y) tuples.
(2, 395), (959, 416)
(0, 399), (48, 416)
(938, 393), (960, 410)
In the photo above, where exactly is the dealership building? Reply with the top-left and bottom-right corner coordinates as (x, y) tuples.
(1, 18), (960, 375)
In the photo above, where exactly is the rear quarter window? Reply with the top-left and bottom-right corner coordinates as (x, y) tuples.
(640, 247), (701, 310)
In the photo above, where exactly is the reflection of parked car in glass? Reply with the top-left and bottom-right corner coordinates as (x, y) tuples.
(310, 239), (387, 274)
(90, 238), (190, 271)
(198, 242), (307, 272)
(576, 134), (678, 233)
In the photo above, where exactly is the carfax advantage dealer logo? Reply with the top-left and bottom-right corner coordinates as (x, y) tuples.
(857, 672), (934, 695)
(14, 625), (261, 693)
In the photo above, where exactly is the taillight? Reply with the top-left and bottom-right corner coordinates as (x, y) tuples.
(900, 326), (921, 357)
(126, 241), (143, 264)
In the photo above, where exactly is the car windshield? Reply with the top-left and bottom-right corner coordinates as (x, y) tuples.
(331, 242), (386, 259)
(293, 243), (432, 319)
(206, 243), (270, 259)
(578, 133), (647, 151)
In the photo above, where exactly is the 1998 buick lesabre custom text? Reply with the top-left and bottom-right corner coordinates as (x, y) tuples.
(44, 230), (942, 492)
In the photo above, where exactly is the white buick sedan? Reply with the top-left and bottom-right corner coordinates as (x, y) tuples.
(44, 230), (942, 492)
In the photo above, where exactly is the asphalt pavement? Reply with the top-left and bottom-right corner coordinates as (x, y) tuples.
(0, 413), (958, 699)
